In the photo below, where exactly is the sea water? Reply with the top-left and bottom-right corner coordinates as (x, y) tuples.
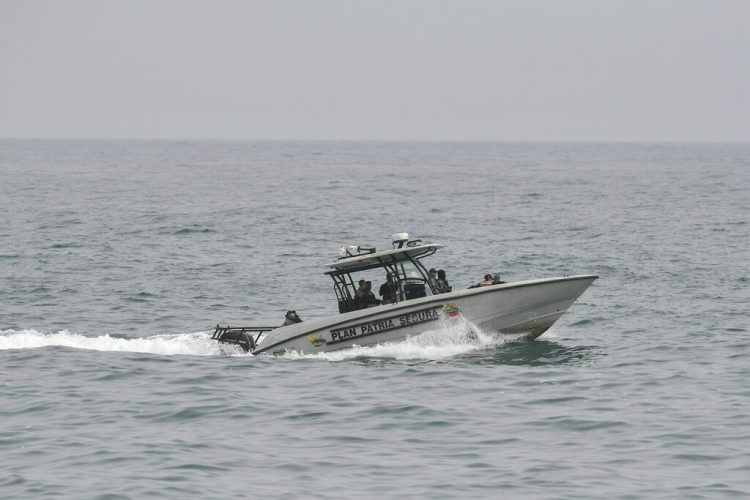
(1, 140), (748, 498)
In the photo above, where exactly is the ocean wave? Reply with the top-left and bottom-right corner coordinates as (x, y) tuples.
(172, 227), (215, 235)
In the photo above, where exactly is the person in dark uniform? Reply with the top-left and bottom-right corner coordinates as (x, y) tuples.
(353, 279), (367, 309)
(470, 274), (495, 288)
(379, 273), (397, 304)
(438, 269), (451, 292)
(282, 310), (302, 326)
(364, 281), (381, 308)
(428, 268), (442, 293)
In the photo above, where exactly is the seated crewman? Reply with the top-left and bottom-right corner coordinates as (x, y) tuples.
(353, 279), (367, 309)
(363, 281), (381, 308)
(470, 274), (494, 288)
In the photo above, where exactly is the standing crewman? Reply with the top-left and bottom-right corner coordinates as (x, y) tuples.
(438, 270), (451, 292)
(379, 273), (397, 304)
(353, 280), (367, 309)
(428, 268), (442, 293)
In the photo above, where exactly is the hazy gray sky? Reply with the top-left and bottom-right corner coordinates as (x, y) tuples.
(1, 0), (748, 141)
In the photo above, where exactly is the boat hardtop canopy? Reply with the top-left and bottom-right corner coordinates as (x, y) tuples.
(325, 242), (443, 273)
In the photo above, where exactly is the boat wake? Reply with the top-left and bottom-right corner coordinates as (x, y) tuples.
(1, 319), (537, 360)
(0, 329), (222, 356)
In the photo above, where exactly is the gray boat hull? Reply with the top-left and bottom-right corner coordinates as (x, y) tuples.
(252, 275), (597, 355)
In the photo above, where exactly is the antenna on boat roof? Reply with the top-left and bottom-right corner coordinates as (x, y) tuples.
(339, 244), (376, 258)
(392, 233), (409, 249)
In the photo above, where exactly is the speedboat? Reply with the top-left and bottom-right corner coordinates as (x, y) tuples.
(212, 233), (597, 355)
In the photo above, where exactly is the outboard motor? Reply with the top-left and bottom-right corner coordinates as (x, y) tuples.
(211, 325), (276, 353)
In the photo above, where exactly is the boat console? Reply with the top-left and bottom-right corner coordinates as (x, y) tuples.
(327, 233), (444, 313)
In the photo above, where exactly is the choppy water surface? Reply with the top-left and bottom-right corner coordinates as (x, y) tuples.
(1, 140), (748, 498)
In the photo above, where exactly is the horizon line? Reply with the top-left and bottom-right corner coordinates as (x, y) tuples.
(1, 136), (749, 145)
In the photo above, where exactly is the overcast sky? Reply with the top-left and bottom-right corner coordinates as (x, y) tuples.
(1, 0), (748, 141)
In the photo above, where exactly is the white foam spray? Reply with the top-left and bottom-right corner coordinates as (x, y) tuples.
(0, 329), (224, 356)
(279, 317), (505, 361)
